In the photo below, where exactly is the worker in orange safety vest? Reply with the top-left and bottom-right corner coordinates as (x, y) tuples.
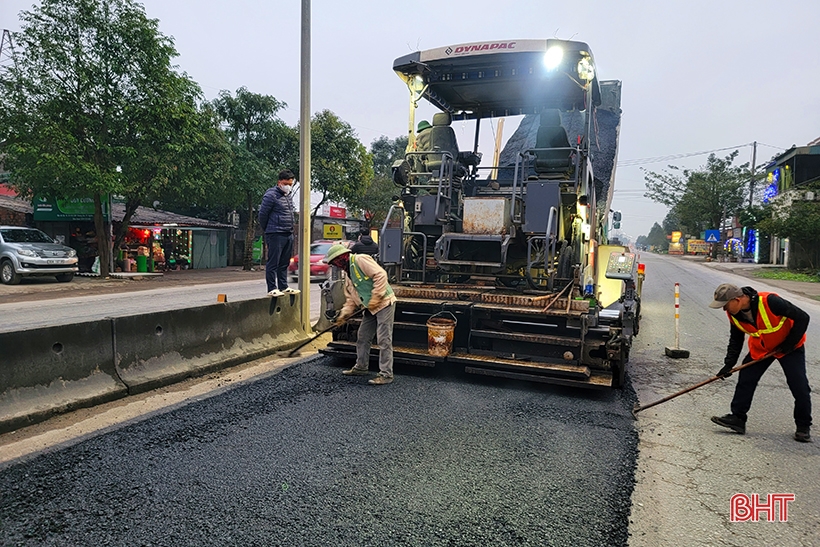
(708, 283), (811, 442)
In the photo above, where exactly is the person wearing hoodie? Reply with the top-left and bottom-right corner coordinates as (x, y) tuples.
(708, 283), (812, 442)
(350, 232), (379, 257)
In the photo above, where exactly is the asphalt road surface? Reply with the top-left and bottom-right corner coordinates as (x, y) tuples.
(2, 254), (819, 547)
(629, 253), (820, 547)
(0, 358), (639, 546)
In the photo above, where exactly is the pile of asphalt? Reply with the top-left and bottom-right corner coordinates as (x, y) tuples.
(498, 106), (621, 212)
(0, 357), (639, 546)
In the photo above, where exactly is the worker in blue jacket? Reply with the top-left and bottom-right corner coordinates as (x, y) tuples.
(258, 170), (299, 297)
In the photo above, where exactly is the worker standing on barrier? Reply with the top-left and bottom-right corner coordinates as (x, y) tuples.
(323, 244), (397, 385)
(708, 283), (812, 442)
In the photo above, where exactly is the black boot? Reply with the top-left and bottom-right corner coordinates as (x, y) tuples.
(711, 414), (746, 434)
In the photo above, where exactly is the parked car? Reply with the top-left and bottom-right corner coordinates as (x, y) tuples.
(0, 226), (79, 285)
(288, 240), (349, 282)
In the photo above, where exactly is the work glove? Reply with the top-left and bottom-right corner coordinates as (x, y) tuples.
(716, 364), (734, 379)
(776, 344), (795, 356)
(334, 311), (352, 327)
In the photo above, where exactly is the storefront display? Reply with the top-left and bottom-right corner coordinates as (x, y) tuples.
(113, 227), (194, 272)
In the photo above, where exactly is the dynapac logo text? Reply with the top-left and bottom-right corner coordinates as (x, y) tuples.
(450, 42), (517, 55)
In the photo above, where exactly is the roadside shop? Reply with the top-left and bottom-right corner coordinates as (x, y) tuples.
(0, 192), (231, 272)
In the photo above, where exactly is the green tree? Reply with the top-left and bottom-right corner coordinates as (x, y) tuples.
(0, 0), (220, 276)
(662, 208), (682, 235)
(758, 194), (820, 270)
(643, 152), (750, 237)
(307, 110), (373, 234)
(211, 87), (298, 269)
(645, 222), (669, 251)
(360, 135), (406, 227)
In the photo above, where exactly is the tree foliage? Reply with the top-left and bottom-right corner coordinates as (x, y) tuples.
(306, 110), (373, 232)
(0, 0), (223, 276)
(758, 188), (820, 269)
(645, 222), (669, 251)
(210, 87), (297, 269)
(359, 135), (406, 227)
(643, 152), (750, 236)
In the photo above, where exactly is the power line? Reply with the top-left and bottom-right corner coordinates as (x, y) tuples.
(757, 142), (787, 151)
(616, 143), (753, 168)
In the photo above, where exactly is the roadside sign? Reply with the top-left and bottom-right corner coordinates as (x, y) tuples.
(705, 230), (720, 243)
(323, 223), (342, 240)
(33, 195), (109, 221)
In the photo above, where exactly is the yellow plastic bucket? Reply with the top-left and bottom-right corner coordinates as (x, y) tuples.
(427, 311), (457, 357)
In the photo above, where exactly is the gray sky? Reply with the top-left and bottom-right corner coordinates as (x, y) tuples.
(2, 0), (819, 238)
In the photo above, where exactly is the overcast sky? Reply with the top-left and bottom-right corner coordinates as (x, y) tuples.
(2, 0), (819, 238)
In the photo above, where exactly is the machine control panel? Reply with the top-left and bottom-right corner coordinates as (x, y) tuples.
(605, 251), (637, 280)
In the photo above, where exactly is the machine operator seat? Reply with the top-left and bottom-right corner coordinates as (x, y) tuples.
(425, 112), (462, 177)
(533, 109), (573, 178)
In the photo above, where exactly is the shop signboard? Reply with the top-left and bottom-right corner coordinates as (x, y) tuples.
(686, 239), (710, 255)
(323, 223), (342, 240)
(329, 206), (346, 219)
(33, 195), (109, 221)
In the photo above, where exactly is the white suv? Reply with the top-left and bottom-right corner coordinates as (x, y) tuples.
(0, 226), (79, 285)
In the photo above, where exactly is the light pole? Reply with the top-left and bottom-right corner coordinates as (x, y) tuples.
(299, 0), (312, 332)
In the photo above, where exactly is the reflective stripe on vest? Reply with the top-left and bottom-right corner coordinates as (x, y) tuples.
(729, 295), (787, 337)
(350, 255), (393, 309)
(349, 255), (373, 307)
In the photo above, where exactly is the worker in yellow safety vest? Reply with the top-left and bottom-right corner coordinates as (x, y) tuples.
(324, 244), (397, 385)
(708, 283), (811, 442)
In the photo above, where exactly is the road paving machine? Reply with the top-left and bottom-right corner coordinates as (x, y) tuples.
(320, 38), (643, 388)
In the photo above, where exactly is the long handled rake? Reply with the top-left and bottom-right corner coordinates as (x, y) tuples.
(632, 352), (775, 419)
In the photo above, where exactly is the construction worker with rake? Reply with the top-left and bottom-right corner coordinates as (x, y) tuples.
(324, 243), (397, 385)
(708, 283), (812, 442)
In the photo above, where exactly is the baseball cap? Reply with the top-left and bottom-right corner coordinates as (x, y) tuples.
(709, 283), (743, 309)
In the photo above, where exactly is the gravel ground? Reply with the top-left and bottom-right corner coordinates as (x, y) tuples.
(0, 357), (639, 547)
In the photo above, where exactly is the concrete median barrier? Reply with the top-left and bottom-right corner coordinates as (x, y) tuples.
(114, 295), (309, 394)
(0, 321), (127, 434)
(0, 295), (311, 434)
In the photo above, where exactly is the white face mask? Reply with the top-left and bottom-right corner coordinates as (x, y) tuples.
(281, 184), (293, 195)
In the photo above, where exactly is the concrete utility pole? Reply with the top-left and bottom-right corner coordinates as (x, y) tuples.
(749, 141), (757, 207)
(298, 0), (312, 332)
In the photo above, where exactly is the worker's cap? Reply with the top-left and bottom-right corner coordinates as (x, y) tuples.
(709, 283), (743, 309)
(417, 120), (432, 132)
(323, 243), (351, 264)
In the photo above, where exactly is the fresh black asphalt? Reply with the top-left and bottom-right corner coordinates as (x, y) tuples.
(0, 356), (639, 547)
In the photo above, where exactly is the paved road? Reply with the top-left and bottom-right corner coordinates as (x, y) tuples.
(1, 256), (818, 546)
(0, 279), (323, 333)
(629, 253), (820, 547)
(0, 357), (639, 546)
